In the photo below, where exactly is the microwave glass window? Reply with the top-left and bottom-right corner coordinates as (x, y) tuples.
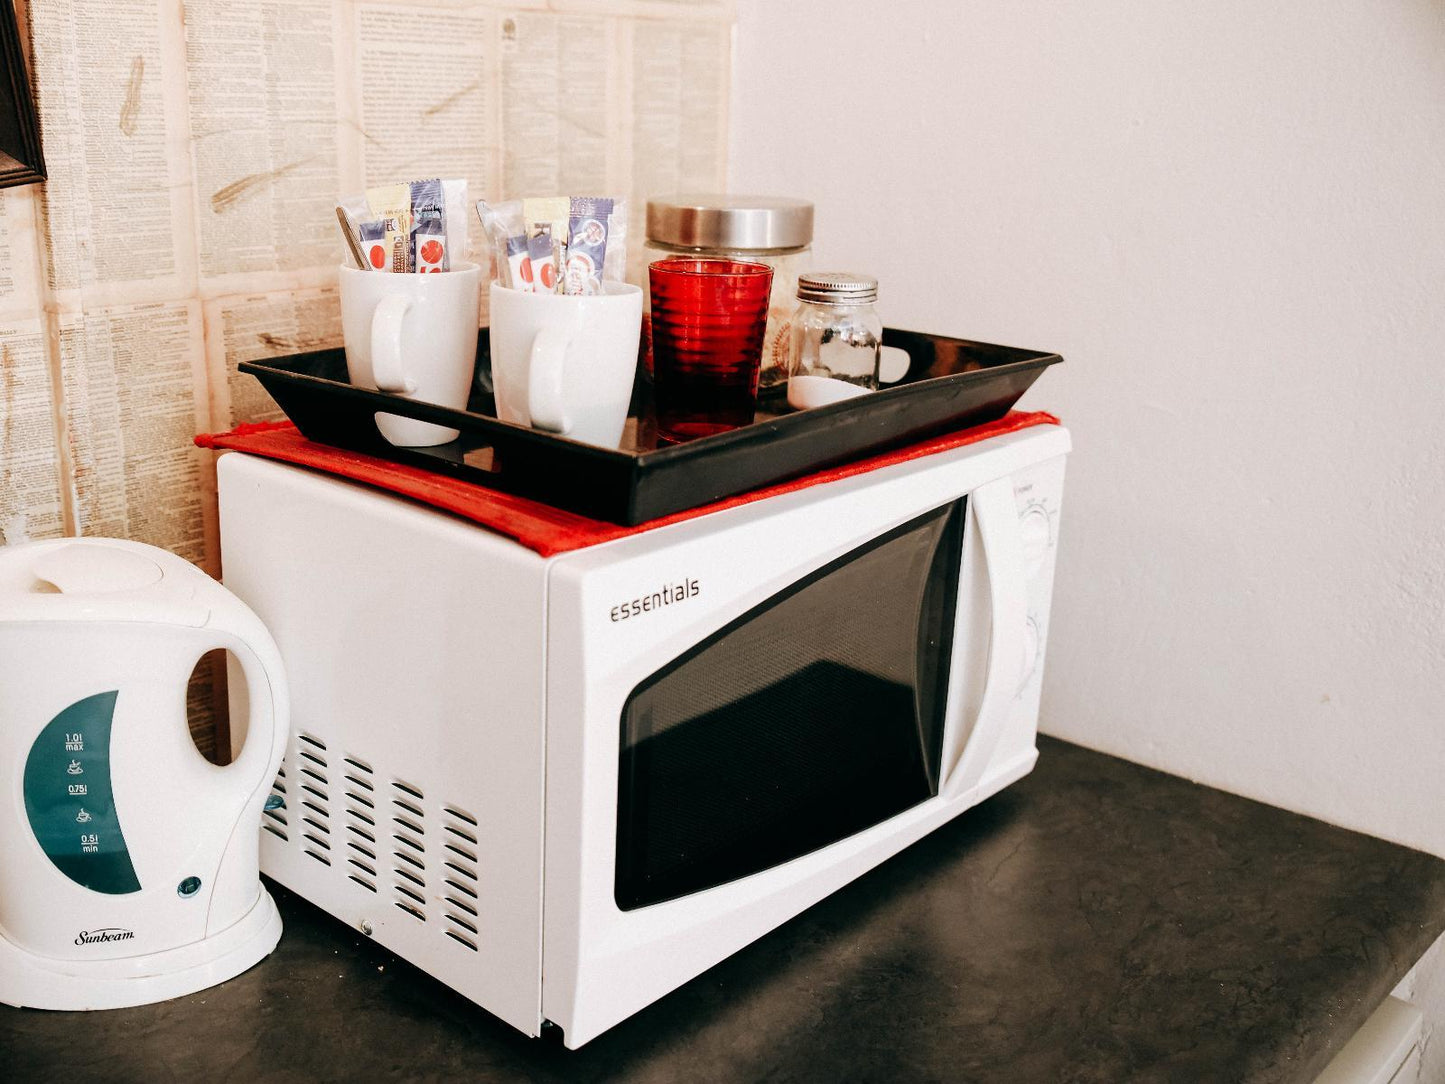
(616, 500), (965, 910)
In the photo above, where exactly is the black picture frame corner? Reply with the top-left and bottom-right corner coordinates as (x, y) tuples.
(0, 1), (45, 189)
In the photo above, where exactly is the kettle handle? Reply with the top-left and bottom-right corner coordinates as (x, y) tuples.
(200, 595), (289, 787)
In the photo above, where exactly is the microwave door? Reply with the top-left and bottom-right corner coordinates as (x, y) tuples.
(613, 501), (964, 912)
(940, 475), (1029, 799)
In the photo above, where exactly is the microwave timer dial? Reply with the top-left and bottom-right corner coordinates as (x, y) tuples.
(1018, 503), (1053, 570)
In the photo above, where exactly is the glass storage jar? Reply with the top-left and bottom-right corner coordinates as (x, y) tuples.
(643, 195), (813, 394)
(787, 272), (882, 410)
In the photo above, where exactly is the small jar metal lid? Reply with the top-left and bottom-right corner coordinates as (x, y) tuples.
(796, 271), (878, 304)
(646, 194), (814, 252)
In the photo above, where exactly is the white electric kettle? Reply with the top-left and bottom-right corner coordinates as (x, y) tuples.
(0, 538), (289, 1010)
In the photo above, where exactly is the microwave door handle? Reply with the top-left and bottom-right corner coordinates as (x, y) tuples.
(942, 476), (1027, 799)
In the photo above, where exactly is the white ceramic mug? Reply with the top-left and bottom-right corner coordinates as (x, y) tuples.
(340, 262), (481, 447)
(488, 281), (643, 448)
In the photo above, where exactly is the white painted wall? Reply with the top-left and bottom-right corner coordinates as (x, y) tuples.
(731, 4), (1445, 1071)
(730, 0), (1445, 857)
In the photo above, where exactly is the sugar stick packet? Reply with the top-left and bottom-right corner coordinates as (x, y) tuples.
(365, 182), (413, 272)
(562, 196), (613, 296)
(413, 218), (447, 273)
(339, 178), (468, 272)
(477, 200), (529, 290)
(337, 195), (384, 271)
(358, 219), (389, 271)
(505, 235), (530, 290)
(404, 178), (470, 273)
(522, 196), (569, 295)
(441, 179), (468, 266)
(409, 178), (446, 272)
(598, 197), (628, 286)
(478, 195), (628, 291)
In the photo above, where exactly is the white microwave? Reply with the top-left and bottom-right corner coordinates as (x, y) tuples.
(215, 421), (1069, 1048)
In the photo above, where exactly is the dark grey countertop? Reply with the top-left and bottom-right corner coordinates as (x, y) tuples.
(5, 735), (1444, 1083)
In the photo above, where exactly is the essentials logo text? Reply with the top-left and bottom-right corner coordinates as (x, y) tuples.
(610, 579), (701, 622)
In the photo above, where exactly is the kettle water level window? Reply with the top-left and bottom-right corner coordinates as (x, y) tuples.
(616, 500), (966, 910)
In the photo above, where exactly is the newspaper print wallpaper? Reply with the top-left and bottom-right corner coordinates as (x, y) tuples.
(0, 0), (734, 755)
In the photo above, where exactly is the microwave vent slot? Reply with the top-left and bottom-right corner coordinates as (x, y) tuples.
(346, 852), (377, 885)
(295, 734), (330, 864)
(295, 733), (330, 793)
(262, 765), (288, 842)
(260, 733), (334, 870)
(445, 929), (478, 952)
(389, 779), (428, 920)
(441, 806), (480, 950)
(273, 748), (480, 926)
(444, 891), (478, 917)
(444, 876), (477, 900)
(340, 754), (379, 893)
(395, 882), (426, 908)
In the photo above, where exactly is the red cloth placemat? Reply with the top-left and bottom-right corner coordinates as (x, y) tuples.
(197, 411), (1059, 557)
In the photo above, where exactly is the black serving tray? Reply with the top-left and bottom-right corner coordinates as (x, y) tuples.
(239, 328), (1061, 525)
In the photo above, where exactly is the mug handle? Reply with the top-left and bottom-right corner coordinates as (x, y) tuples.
(371, 294), (417, 393)
(527, 326), (571, 434)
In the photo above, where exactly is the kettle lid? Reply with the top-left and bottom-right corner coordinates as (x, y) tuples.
(30, 544), (164, 594)
(0, 539), (210, 626)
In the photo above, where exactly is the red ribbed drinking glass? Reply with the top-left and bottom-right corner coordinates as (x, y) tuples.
(648, 258), (774, 442)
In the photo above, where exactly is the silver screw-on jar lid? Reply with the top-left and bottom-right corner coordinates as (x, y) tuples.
(646, 195), (814, 252)
(796, 271), (878, 304)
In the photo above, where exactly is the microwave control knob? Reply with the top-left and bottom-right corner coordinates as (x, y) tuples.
(1019, 506), (1051, 568)
(1018, 616), (1041, 694)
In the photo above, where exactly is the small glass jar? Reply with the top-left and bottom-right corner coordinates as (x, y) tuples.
(787, 272), (882, 410)
(643, 195), (813, 392)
